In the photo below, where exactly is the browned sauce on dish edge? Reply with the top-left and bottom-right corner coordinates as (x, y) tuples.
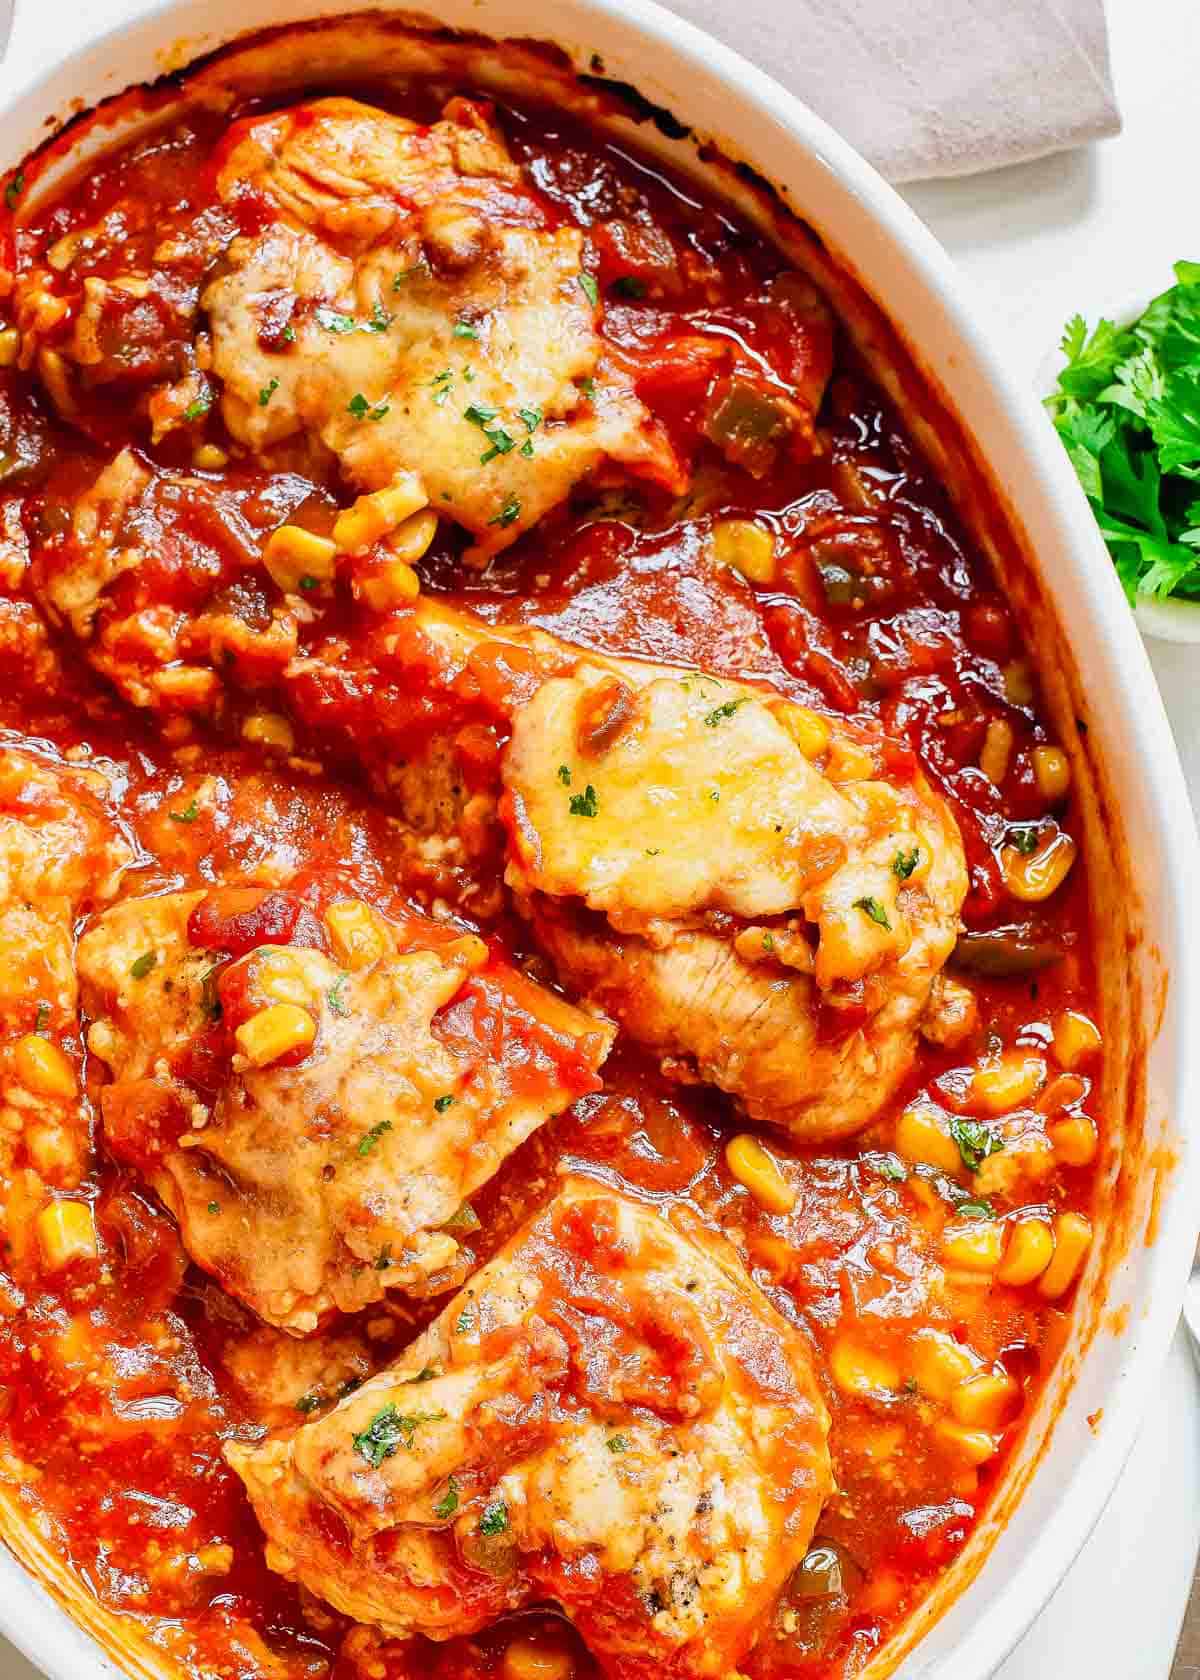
(0, 88), (1101, 1680)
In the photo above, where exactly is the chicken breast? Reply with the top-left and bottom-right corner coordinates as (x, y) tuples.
(203, 97), (683, 562)
(226, 1178), (831, 1677)
(359, 601), (966, 1141)
(501, 655), (967, 1141)
(0, 749), (130, 1189)
(77, 883), (613, 1333)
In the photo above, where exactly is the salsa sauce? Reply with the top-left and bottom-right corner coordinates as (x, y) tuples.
(0, 83), (1101, 1680)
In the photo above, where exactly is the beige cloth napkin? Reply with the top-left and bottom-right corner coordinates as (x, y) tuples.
(661, 0), (1121, 181)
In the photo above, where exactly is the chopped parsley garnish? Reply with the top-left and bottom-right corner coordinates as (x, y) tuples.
(433, 1094), (456, 1113)
(578, 273), (599, 309)
(892, 846), (920, 879)
(948, 1117), (1005, 1173)
(464, 403), (515, 463)
(853, 896), (891, 930)
(207, 1200), (221, 1215)
(867, 1152), (908, 1183)
(348, 392), (389, 422)
(453, 319), (478, 339)
(557, 764), (572, 785)
(488, 493), (521, 529)
(606, 1434), (630, 1453)
(295, 1392), (323, 1414)
(351, 1403), (447, 1467)
(4, 171), (24, 212)
(258, 378), (279, 407)
(327, 973), (351, 1017)
(455, 1305), (474, 1335)
(405, 1366), (440, 1384)
(1046, 265), (1200, 604)
(299, 575), (318, 591)
(1007, 823), (1041, 855)
(580, 376), (596, 399)
(518, 405), (543, 433)
(130, 951), (157, 980)
(169, 799), (199, 824)
(315, 307), (357, 334)
(569, 783), (599, 818)
(282, 324), (296, 343)
(430, 368), (454, 407)
(478, 1499), (508, 1536)
(441, 1201), (480, 1232)
(611, 276), (647, 299)
(955, 1198), (996, 1219)
(433, 1477), (459, 1519)
(704, 698), (745, 727)
(184, 393), (212, 422)
(33, 1003), (50, 1035)
(368, 303), (393, 333)
(761, 931), (776, 953)
(358, 1118), (393, 1158)
(393, 262), (431, 288)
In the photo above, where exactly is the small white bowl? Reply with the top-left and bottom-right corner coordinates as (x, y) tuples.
(1039, 285), (1200, 643)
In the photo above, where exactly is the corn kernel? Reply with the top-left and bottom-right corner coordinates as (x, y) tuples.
(970, 1051), (1046, 1114)
(13, 1034), (76, 1101)
(0, 328), (20, 368)
(941, 1219), (1004, 1272)
(725, 1133), (797, 1215)
(776, 702), (831, 759)
(333, 475), (427, 553)
(909, 1329), (980, 1401)
(324, 900), (388, 970)
(1032, 744), (1071, 801)
(263, 525), (338, 593)
(1048, 1113), (1098, 1167)
(242, 712), (295, 753)
(830, 1333), (899, 1397)
(193, 444), (229, 470)
(502, 1632), (575, 1680)
(933, 1417), (1001, 1465)
(711, 518), (777, 584)
(1001, 829), (1077, 903)
(1038, 1212), (1092, 1299)
(1053, 1010), (1102, 1070)
(1002, 661), (1035, 707)
(444, 933), (489, 972)
(386, 508), (438, 564)
(359, 557), (421, 613)
(36, 1200), (97, 1270)
(895, 1104), (961, 1175)
(949, 1370), (1018, 1430)
(235, 1003), (316, 1068)
(997, 1217), (1055, 1287)
(979, 717), (1014, 786)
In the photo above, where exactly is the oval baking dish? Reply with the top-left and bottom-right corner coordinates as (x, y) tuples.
(0, 7), (1194, 1680)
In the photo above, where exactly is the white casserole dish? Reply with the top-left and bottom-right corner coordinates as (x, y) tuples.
(0, 4), (1195, 1679)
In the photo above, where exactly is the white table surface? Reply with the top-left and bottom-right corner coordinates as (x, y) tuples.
(1, 0), (1198, 1676)
(900, 1), (1200, 1667)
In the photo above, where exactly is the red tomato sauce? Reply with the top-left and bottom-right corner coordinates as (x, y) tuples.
(0, 83), (1101, 1680)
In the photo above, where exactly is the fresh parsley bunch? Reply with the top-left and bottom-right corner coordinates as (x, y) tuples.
(1046, 260), (1200, 601)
